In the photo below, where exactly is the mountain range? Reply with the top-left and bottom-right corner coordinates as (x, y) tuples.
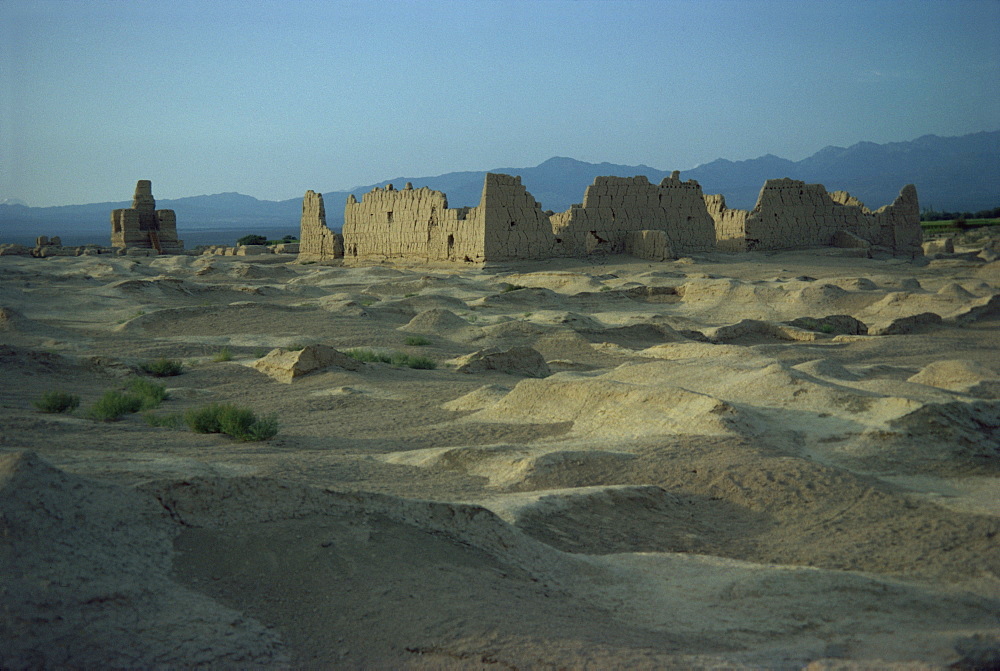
(2, 130), (997, 246)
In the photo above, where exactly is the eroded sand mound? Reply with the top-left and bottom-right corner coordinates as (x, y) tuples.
(0, 452), (285, 668)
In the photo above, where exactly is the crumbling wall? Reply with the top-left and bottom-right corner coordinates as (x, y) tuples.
(704, 194), (749, 252)
(549, 172), (715, 257)
(480, 173), (556, 261)
(624, 230), (672, 261)
(298, 190), (343, 261)
(110, 180), (183, 253)
(342, 182), (484, 263)
(705, 179), (922, 255)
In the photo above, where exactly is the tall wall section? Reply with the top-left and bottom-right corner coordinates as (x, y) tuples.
(298, 190), (343, 261)
(342, 183), (485, 263)
(705, 179), (921, 255)
(480, 173), (557, 261)
(549, 173), (715, 257)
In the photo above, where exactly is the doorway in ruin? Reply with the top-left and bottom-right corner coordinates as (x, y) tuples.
(447, 234), (455, 259)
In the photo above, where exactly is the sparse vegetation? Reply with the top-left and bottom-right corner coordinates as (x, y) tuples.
(117, 309), (146, 324)
(404, 335), (431, 346)
(236, 234), (267, 246)
(213, 346), (233, 362)
(360, 298), (377, 306)
(33, 390), (80, 414)
(253, 348), (268, 358)
(140, 357), (184, 377)
(86, 390), (145, 421)
(600, 286), (612, 292)
(125, 377), (169, 409)
(404, 292), (418, 298)
(143, 412), (182, 429)
(184, 403), (279, 441)
(500, 283), (525, 293)
(344, 348), (437, 369)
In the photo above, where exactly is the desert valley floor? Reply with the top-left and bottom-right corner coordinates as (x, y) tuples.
(2, 240), (999, 669)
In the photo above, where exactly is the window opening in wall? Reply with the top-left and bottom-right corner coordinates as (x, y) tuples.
(447, 234), (455, 256)
(555, 238), (562, 244)
(509, 220), (516, 227)
(387, 211), (393, 223)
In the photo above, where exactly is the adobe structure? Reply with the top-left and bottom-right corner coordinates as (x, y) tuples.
(110, 180), (184, 253)
(707, 179), (921, 255)
(297, 172), (920, 263)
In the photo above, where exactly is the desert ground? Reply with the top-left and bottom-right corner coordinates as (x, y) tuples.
(2, 236), (999, 669)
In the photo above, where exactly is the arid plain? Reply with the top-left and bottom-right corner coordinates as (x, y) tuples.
(2, 237), (999, 669)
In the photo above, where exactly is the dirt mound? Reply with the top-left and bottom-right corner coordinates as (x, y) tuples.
(400, 307), (477, 335)
(467, 366), (761, 439)
(252, 344), (362, 383)
(0, 452), (285, 668)
(449, 346), (552, 377)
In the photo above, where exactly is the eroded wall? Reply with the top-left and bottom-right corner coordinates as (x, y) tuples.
(110, 180), (183, 253)
(298, 190), (342, 261)
(705, 179), (922, 255)
(549, 173), (716, 256)
(342, 182), (484, 263)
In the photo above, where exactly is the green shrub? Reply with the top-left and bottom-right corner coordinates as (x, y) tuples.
(600, 286), (612, 292)
(236, 234), (267, 246)
(126, 377), (168, 410)
(143, 412), (182, 428)
(213, 346), (233, 362)
(404, 335), (430, 346)
(33, 390), (80, 414)
(500, 283), (525, 293)
(403, 292), (418, 298)
(344, 348), (436, 370)
(184, 403), (279, 441)
(86, 390), (144, 421)
(391, 353), (436, 369)
(140, 357), (183, 377)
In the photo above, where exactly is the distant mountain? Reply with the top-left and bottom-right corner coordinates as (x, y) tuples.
(2, 130), (997, 245)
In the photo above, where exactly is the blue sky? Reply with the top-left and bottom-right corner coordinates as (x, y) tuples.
(2, 0), (998, 206)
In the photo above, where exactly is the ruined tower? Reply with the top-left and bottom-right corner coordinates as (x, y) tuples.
(110, 180), (183, 253)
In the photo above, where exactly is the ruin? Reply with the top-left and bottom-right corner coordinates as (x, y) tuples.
(298, 172), (921, 264)
(110, 180), (183, 254)
(707, 179), (921, 255)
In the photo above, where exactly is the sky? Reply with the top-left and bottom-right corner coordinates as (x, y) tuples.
(2, 0), (998, 207)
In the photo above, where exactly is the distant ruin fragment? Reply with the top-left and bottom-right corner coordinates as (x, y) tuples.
(707, 179), (921, 255)
(299, 171), (921, 264)
(110, 181), (183, 253)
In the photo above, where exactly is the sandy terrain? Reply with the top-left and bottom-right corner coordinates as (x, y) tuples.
(2, 239), (999, 669)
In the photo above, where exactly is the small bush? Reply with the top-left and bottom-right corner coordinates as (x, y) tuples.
(213, 346), (233, 362)
(404, 335), (430, 346)
(140, 357), (183, 377)
(33, 390), (80, 414)
(344, 348), (437, 370)
(500, 283), (525, 293)
(253, 348), (268, 358)
(392, 353), (437, 370)
(600, 286), (612, 292)
(126, 377), (168, 410)
(143, 412), (182, 429)
(236, 234), (267, 246)
(404, 292), (417, 298)
(184, 403), (279, 441)
(87, 390), (144, 421)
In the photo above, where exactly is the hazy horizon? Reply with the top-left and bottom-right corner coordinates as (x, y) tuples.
(3, 0), (999, 207)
